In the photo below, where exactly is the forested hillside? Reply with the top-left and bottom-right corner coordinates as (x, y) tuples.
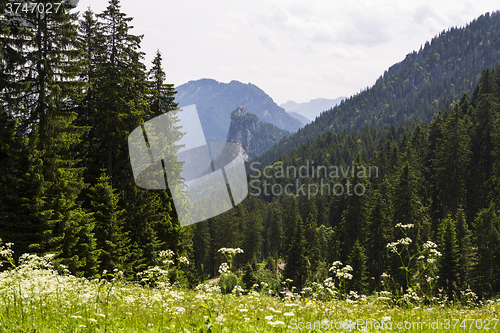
(1, 0), (499, 305)
(256, 11), (500, 166)
(0, 0), (193, 281)
(193, 67), (500, 298)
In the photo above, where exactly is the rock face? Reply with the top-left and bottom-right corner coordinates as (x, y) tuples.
(226, 106), (289, 161)
(226, 107), (260, 160)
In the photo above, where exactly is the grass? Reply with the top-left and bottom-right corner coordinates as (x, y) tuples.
(0, 258), (499, 332)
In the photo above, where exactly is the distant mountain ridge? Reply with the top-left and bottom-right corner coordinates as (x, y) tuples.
(287, 111), (310, 126)
(281, 97), (345, 121)
(226, 106), (290, 160)
(174, 79), (302, 143)
(254, 11), (500, 166)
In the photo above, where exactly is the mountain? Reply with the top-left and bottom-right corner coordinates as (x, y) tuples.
(226, 106), (290, 160)
(281, 97), (345, 121)
(174, 79), (302, 143)
(287, 111), (310, 126)
(254, 11), (500, 166)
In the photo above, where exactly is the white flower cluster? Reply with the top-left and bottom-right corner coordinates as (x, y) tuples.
(386, 237), (412, 253)
(422, 241), (442, 263)
(218, 262), (230, 274)
(329, 261), (353, 280)
(232, 285), (244, 296)
(395, 223), (414, 229)
(177, 256), (189, 265)
(194, 283), (221, 294)
(217, 247), (244, 254)
(402, 287), (421, 303)
(423, 241), (438, 249)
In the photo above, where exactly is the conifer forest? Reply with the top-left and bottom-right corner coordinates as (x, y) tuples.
(1, 1), (500, 331)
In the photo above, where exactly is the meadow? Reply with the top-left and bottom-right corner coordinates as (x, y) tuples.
(0, 247), (499, 332)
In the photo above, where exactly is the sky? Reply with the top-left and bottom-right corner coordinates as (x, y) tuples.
(78, 0), (500, 105)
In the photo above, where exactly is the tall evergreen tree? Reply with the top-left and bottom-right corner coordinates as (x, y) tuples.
(347, 240), (368, 293)
(467, 69), (498, 223)
(284, 214), (308, 290)
(438, 215), (460, 298)
(147, 49), (178, 118)
(88, 172), (128, 274)
(366, 181), (392, 291)
(473, 203), (500, 297)
(0, 0), (97, 273)
(434, 105), (471, 217)
(455, 208), (473, 289)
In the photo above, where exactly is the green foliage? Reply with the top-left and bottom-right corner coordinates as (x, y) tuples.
(438, 216), (460, 298)
(242, 263), (257, 291)
(255, 12), (500, 166)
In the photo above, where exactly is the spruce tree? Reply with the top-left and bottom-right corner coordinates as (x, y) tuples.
(304, 212), (320, 276)
(366, 182), (392, 291)
(88, 172), (128, 274)
(467, 69), (498, 223)
(284, 215), (308, 290)
(147, 49), (178, 118)
(338, 166), (368, 261)
(0, 109), (39, 258)
(455, 208), (473, 289)
(473, 203), (500, 297)
(347, 240), (368, 293)
(434, 104), (471, 217)
(1, 0), (97, 273)
(438, 215), (460, 298)
(193, 221), (212, 280)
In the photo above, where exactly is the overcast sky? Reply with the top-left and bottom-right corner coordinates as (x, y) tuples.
(78, 0), (499, 105)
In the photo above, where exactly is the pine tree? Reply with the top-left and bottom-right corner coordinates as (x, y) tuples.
(147, 49), (178, 118)
(284, 196), (301, 257)
(0, 0), (97, 273)
(438, 215), (460, 298)
(284, 215), (308, 290)
(88, 172), (128, 274)
(347, 240), (368, 293)
(266, 202), (283, 259)
(304, 212), (320, 276)
(242, 262), (257, 291)
(242, 210), (264, 262)
(455, 208), (473, 289)
(338, 166), (368, 261)
(473, 203), (500, 297)
(0, 109), (39, 258)
(434, 104), (471, 217)
(193, 221), (212, 280)
(467, 69), (498, 223)
(366, 181), (392, 291)
(391, 164), (430, 289)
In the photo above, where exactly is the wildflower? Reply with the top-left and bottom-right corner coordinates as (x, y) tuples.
(395, 223), (414, 229)
(232, 285), (244, 296)
(284, 312), (294, 316)
(269, 320), (285, 326)
(423, 241), (438, 249)
(218, 262), (230, 274)
(215, 314), (226, 324)
(178, 256), (189, 265)
(217, 247), (244, 254)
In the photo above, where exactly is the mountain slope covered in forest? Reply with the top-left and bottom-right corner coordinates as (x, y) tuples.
(255, 11), (500, 166)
